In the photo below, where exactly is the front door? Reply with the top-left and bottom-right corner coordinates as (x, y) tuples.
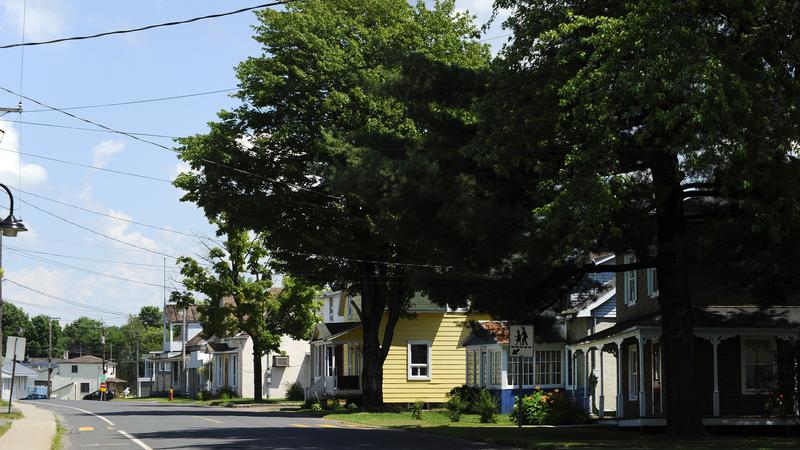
(651, 342), (662, 416)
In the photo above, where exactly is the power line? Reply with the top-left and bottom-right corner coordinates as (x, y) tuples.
(13, 120), (178, 139)
(19, 197), (181, 260)
(13, 187), (220, 242)
(6, 247), (183, 271)
(0, 147), (172, 183)
(25, 88), (239, 113)
(6, 296), (110, 316)
(0, 1), (294, 49)
(0, 85), (339, 200)
(7, 248), (170, 289)
(5, 278), (129, 317)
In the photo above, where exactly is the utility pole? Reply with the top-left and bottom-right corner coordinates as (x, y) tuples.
(182, 307), (188, 398)
(101, 333), (106, 401)
(47, 316), (60, 399)
(135, 332), (140, 397)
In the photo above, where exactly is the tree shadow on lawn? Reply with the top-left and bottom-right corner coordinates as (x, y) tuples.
(412, 425), (800, 449)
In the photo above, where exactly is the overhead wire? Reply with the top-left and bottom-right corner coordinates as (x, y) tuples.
(0, 1), (295, 49)
(6, 247), (183, 270)
(0, 85), (340, 201)
(14, 120), (178, 139)
(24, 88), (239, 113)
(5, 278), (129, 317)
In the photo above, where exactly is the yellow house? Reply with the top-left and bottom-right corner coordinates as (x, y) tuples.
(308, 293), (488, 403)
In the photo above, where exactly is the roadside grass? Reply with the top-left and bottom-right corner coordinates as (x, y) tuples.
(325, 411), (800, 449)
(50, 417), (66, 450)
(0, 400), (22, 439)
(114, 396), (301, 407)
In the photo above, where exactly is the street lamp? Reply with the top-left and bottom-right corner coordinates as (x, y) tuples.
(0, 182), (28, 364)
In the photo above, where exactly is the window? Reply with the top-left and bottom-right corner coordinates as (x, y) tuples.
(646, 268), (658, 298)
(535, 350), (562, 385)
(216, 356), (224, 386)
(742, 337), (774, 394)
(624, 255), (638, 305)
(231, 355), (238, 387)
(347, 295), (354, 318)
(628, 345), (639, 400)
(337, 295), (346, 316)
(466, 350), (475, 385)
(80, 382), (90, 393)
(407, 341), (431, 380)
(488, 351), (502, 386)
(172, 362), (179, 383)
(71, 365), (78, 373)
(328, 297), (334, 321)
(163, 361), (171, 372)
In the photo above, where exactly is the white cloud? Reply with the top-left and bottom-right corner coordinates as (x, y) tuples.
(0, 120), (47, 186)
(170, 161), (192, 181)
(2, 0), (66, 41)
(104, 209), (159, 251)
(92, 139), (126, 168)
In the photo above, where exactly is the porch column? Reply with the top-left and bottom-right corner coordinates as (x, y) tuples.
(572, 350), (578, 398)
(599, 345), (605, 419)
(638, 336), (646, 418)
(584, 350), (590, 412)
(711, 336), (720, 417)
(615, 340), (624, 419)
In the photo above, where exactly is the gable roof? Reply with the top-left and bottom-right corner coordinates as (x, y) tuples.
(2, 360), (38, 377)
(461, 318), (566, 347)
(165, 304), (200, 323)
(64, 355), (116, 365)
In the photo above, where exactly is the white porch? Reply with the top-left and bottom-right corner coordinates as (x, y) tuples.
(307, 341), (362, 400)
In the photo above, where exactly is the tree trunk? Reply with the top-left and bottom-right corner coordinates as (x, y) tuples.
(253, 348), (263, 402)
(357, 263), (408, 409)
(651, 151), (703, 435)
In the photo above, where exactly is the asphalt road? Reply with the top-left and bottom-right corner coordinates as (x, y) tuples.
(28, 399), (503, 450)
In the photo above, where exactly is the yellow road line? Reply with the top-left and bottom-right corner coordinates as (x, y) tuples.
(319, 424), (339, 428)
(290, 423), (311, 428)
(78, 426), (95, 431)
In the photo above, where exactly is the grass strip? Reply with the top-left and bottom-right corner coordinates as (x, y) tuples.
(50, 418), (66, 450)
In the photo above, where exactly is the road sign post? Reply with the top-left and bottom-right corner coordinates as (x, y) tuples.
(5, 336), (26, 413)
(509, 325), (534, 428)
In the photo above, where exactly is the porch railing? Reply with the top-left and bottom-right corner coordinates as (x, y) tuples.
(305, 376), (327, 401)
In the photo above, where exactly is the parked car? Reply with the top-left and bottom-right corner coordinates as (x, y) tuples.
(22, 393), (47, 400)
(83, 390), (115, 401)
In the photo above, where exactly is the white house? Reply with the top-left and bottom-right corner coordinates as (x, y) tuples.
(35, 355), (123, 400)
(1, 360), (37, 401)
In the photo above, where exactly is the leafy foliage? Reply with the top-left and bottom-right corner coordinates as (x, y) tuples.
(444, 392), (468, 422)
(284, 381), (305, 401)
(511, 389), (587, 426)
(410, 400), (425, 420)
(475, 389), (499, 424)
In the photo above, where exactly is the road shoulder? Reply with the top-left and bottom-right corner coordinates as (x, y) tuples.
(0, 401), (57, 450)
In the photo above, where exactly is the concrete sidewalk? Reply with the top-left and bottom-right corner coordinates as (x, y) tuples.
(0, 401), (57, 450)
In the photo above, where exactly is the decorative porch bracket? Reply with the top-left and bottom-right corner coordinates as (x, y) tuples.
(695, 333), (735, 417)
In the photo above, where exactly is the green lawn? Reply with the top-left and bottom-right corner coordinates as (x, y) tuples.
(50, 418), (66, 450)
(0, 401), (22, 439)
(326, 411), (800, 449)
(0, 422), (10, 438)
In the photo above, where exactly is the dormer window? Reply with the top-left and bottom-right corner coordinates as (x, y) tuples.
(646, 267), (658, 298)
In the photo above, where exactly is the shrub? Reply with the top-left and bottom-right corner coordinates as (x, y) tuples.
(410, 401), (425, 420)
(511, 388), (588, 425)
(347, 402), (359, 411)
(475, 390), (498, 423)
(445, 393), (468, 422)
(310, 402), (323, 412)
(196, 390), (212, 401)
(285, 381), (305, 401)
(448, 385), (484, 413)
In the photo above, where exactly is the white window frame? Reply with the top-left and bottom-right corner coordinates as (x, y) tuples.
(740, 336), (775, 395)
(328, 297), (334, 322)
(623, 255), (638, 305)
(231, 354), (238, 387)
(215, 356), (224, 387)
(347, 295), (354, 318)
(646, 267), (659, 298)
(407, 340), (432, 381)
(628, 345), (639, 400)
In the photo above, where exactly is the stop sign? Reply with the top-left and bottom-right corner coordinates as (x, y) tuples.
(99, 382), (107, 392)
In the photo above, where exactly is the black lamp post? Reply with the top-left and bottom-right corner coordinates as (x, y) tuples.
(0, 182), (27, 366)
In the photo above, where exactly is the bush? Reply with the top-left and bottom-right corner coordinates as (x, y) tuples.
(196, 390), (212, 401)
(410, 401), (425, 420)
(445, 393), (468, 422)
(310, 402), (323, 412)
(447, 385), (484, 413)
(511, 388), (588, 425)
(347, 402), (359, 411)
(284, 381), (305, 401)
(475, 390), (498, 423)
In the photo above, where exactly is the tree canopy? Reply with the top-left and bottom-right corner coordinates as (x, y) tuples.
(174, 0), (490, 406)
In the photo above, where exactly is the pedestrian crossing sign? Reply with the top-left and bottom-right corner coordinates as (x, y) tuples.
(509, 325), (534, 357)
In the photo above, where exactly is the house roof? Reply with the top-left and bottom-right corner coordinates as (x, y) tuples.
(106, 376), (127, 384)
(207, 342), (235, 352)
(461, 318), (566, 347)
(311, 322), (361, 342)
(572, 305), (800, 345)
(64, 355), (117, 366)
(2, 360), (38, 377)
(165, 304), (200, 323)
(185, 333), (207, 351)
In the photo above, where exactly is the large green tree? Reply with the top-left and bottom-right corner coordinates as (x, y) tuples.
(63, 317), (105, 357)
(175, 0), (489, 406)
(1, 303), (30, 358)
(452, 0), (800, 434)
(171, 226), (319, 402)
(26, 315), (65, 359)
(137, 306), (163, 328)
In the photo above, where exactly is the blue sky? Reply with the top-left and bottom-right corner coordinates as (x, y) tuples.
(0, 0), (508, 326)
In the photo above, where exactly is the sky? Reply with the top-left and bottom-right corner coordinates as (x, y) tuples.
(0, 0), (510, 327)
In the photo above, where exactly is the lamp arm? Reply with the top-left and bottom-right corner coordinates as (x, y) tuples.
(0, 183), (14, 216)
